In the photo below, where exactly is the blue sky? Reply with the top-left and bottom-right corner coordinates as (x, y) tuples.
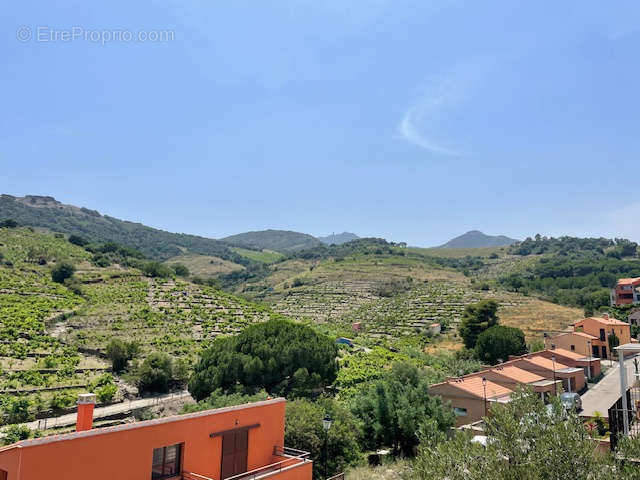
(2, 1), (640, 246)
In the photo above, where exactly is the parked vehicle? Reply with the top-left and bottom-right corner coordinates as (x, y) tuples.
(560, 392), (582, 411)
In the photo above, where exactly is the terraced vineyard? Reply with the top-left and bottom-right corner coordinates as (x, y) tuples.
(0, 228), (283, 424)
(64, 275), (279, 363)
(0, 228), (111, 419)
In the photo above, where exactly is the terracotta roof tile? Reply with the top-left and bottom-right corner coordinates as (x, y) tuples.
(491, 365), (544, 383)
(523, 356), (570, 371)
(550, 348), (588, 360)
(445, 376), (512, 399)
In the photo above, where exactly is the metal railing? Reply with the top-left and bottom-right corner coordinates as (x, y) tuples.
(326, 474), (345, 480)
(182, 446), (310, 480)
(183, 473), (214, 480)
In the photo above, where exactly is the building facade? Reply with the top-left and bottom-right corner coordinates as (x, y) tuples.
(611, 278), (640, 306)
(0, 397), (312, 480)
(545, 315), (631, 360)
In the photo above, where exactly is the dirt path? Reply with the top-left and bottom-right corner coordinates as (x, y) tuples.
(22, 391), (192, 431)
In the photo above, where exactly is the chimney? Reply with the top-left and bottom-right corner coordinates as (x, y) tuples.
(76, 393), (96, 432)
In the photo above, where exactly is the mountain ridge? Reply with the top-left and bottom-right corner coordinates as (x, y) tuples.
(438, 230), (518, 248)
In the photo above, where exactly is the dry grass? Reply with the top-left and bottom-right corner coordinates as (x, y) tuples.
(346, 461), (409, 480)
(500, 297), (582, 339)
(409, 246), (506, 258)
(164, 254), (244, 277)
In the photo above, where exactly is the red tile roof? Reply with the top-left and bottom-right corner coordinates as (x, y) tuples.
(617, 277), (640, 286)
(491, 365), (544, 383)
(523, 356), (570, 371)
(549, 348), (588, 360)
(443, 376), (512, 399)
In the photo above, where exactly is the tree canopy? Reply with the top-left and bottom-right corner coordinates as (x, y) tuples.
(188, 319), (338, 400)
(350, 362), (454, 456)
(458, 300), (500, 349)
(412, 388), (630, 480)
(475, 325), (527, 364)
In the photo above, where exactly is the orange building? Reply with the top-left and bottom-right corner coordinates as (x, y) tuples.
(545, 315), (631, 360)
(429, 376), (512, 426)
(507, 355), (585, 393)
(611, 277), (640, 306)
(0, 397), (312, 480)
(536, 347), (601, 379)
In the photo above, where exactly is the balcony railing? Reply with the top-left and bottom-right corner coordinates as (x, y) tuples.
(182, 446), (311, 480)
(326, 474), (345, 480)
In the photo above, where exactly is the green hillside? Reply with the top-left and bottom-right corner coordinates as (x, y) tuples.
(0, 194), (247, 264)
(0, 227), (282, 423)
(221, 229), (323, 252)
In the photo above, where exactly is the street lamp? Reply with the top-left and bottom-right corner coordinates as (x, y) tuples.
(587, 340), (592, 381)
(322, 414), (332, 480)
(551, 355), (557, 395)
(482, 377), (488, 417)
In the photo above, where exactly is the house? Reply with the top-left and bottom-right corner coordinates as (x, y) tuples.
(611, 277), (640, 306)
(545, 314), (631, 360)
(477, 365), (558, 401)
(537, 347), (601, 380)
(629, 310), (640, 328)
(0, 395), (312, 480)
(428, 376), (512, 426)
(508, 354), (586, 393)
(428, 323), (441, 336)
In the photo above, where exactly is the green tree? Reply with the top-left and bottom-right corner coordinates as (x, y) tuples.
(68, 234), (89, 246)
(458, 300), (500, 349)
(141, 261), (173, 278)
(411, 389), (610, 480)
(50, 262), (75, 284)
(351, 362), (454, 457)
(171, 263), (190, 277)
(6, 397), (33, 423)
(105, 339), (140, 372)
(285, 399), (362, 479)
(2, 424), (31, 445)
(608, 331), (620, 360)
(138, 352), (175, 394)
(475, 325), (527, 365)
(188, 319), (338, 400)
(0, 219), (18, 228)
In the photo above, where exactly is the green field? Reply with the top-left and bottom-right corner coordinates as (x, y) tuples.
(231, 247), (284, 263)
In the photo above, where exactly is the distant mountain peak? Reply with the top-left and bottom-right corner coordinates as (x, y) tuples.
(318, 232), (359, 245)
(438, 230), (518, 248)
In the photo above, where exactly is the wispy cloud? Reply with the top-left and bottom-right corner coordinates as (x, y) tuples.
(397, 102), (461, 156)
(396, 57), (499, 156)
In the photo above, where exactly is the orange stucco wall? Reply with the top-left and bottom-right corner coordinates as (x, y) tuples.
(0, 398), (307, 480)
(575, 318), (631, 347)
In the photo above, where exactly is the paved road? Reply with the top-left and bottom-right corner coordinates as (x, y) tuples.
(580, 356), (639, 418)
(24, 391), (191, 431)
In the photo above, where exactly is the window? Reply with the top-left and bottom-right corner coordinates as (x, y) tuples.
(570, 345), (575, 351)
(152, 444), (182, 480)
(599, 329), (606, 341)
(453, 407), (467, 416)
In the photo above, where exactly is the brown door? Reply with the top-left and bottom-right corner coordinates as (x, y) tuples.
(221, 430), (249, 479)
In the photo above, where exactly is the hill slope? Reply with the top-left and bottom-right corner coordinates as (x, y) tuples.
(318, 232), (359, 245)
(0, 194), (247, 264)
(439, 230), (518, 248)
(221, 229), (322, 252)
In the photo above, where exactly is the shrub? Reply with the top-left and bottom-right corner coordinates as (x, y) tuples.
(0, 219), (18, 228)
(51, 262), (75, 284)
(96, 383), (118, 403)
(106, 339), (140, 372)
(141, 261), (173, 278)
(68, 234), (89, 247)
(138, 353), (175, 394)
(6, 397), (33, 423)
(49, 391), (75, 410)
(2, 424), (31, 445)
(171, 263), (190, 277)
